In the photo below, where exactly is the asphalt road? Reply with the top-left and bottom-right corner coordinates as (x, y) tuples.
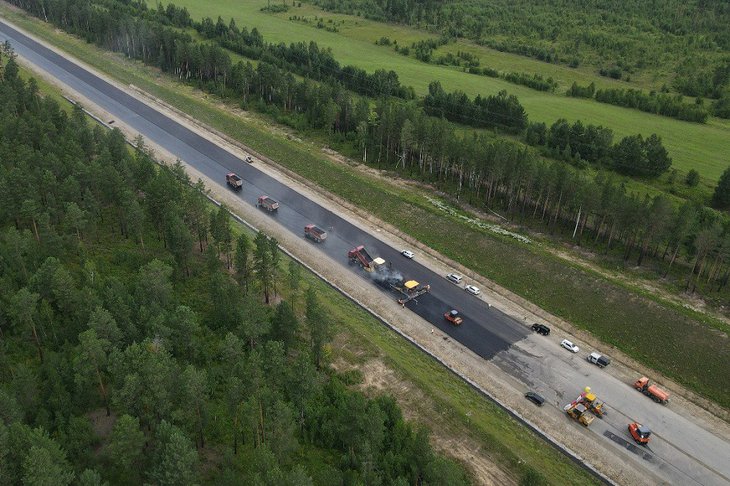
(495, 337), (730, 485)
(3, 19), (729, 486)
(0, 21), (528, 360)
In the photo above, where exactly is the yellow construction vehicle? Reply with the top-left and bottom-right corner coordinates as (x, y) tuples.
(564, 402), (594, 427)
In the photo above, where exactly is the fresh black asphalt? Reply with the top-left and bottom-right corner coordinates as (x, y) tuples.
(0, 20), (529, 359)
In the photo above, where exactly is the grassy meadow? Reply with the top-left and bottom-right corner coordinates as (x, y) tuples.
(162, 0), (730, 182)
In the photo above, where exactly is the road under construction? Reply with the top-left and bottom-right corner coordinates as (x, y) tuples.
(3, 18), (728, 486)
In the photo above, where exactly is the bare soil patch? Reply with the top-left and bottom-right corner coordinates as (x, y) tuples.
(330, 334), (516, 486)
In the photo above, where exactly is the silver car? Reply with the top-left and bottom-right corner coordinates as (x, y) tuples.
(561, 339), (579, 353)
(465, 285), (481, 295)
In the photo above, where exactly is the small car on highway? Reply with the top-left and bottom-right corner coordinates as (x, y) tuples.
(464, 285), (481, 295)
(444, 310), (463, 325)
(446, 273), (463, 284)
(531, 323), (550, 335)
(561, 339), (579, 353)
(628, 423), (652, 445)
(525, 391), (545, 407)
(401, 250), (415, 259)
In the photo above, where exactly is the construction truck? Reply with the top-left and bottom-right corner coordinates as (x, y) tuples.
(257, 196), (279, 212)
(304, 224), (327, 243)
(579, 390), (607, 418)
(444, 310), (463, 325)
(348, 246), (385, 272)
(226, 172), (243, 191)
(392, 280), (430, 305)
(634, 377), (670, 404)
(564, 402), (594, 427)
(628, 423), (652, 445)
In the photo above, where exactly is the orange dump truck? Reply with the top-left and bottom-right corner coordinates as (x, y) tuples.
(634, 377), (670, 404)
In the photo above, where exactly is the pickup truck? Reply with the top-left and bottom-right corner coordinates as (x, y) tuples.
(587, 352), (611, 368)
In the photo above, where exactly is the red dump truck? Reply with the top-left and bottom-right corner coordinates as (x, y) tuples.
(634, 377), (670, 404)
(348, 245), (373, 270)
(257, 196), (279, 212)
(304, 224), (327, 243)
(226, 172), (242, 191)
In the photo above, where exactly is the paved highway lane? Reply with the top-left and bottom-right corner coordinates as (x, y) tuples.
(495, 338), (730, 486)
(0, 21), (528, 360)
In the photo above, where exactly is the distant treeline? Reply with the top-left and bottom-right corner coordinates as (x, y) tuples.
(195, 15), (414, 99)
(567, 82), (712, 122)
(423, 81), (528, 133)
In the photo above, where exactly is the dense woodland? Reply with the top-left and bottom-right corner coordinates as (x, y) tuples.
(8, 0), (730, 303)
(0, 59), (475, 484)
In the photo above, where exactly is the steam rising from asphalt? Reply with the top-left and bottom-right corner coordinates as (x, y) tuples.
(371, 266), (403, 285)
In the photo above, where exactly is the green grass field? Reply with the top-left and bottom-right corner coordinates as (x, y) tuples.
(4, 0), (727, 408)
(160, 0), (730, 182)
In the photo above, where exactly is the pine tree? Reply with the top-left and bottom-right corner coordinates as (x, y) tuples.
(712, 166), (730, 209)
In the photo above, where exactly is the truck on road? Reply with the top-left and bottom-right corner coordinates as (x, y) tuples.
(587, 352), (611, 368)
(348, 245), (385, 272)
(580, 392), (607, 418)
(304, 224), (327, 243)
(226, 172), (242, 191)
(634, 377), (670, 404)
(257, 196), (279, 212)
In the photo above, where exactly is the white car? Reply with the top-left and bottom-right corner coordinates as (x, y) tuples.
(401, 250), (415, 259)
(561, 339), (579, 353)
(465, 285), (481, 295)
(446, 273), (463, 284)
